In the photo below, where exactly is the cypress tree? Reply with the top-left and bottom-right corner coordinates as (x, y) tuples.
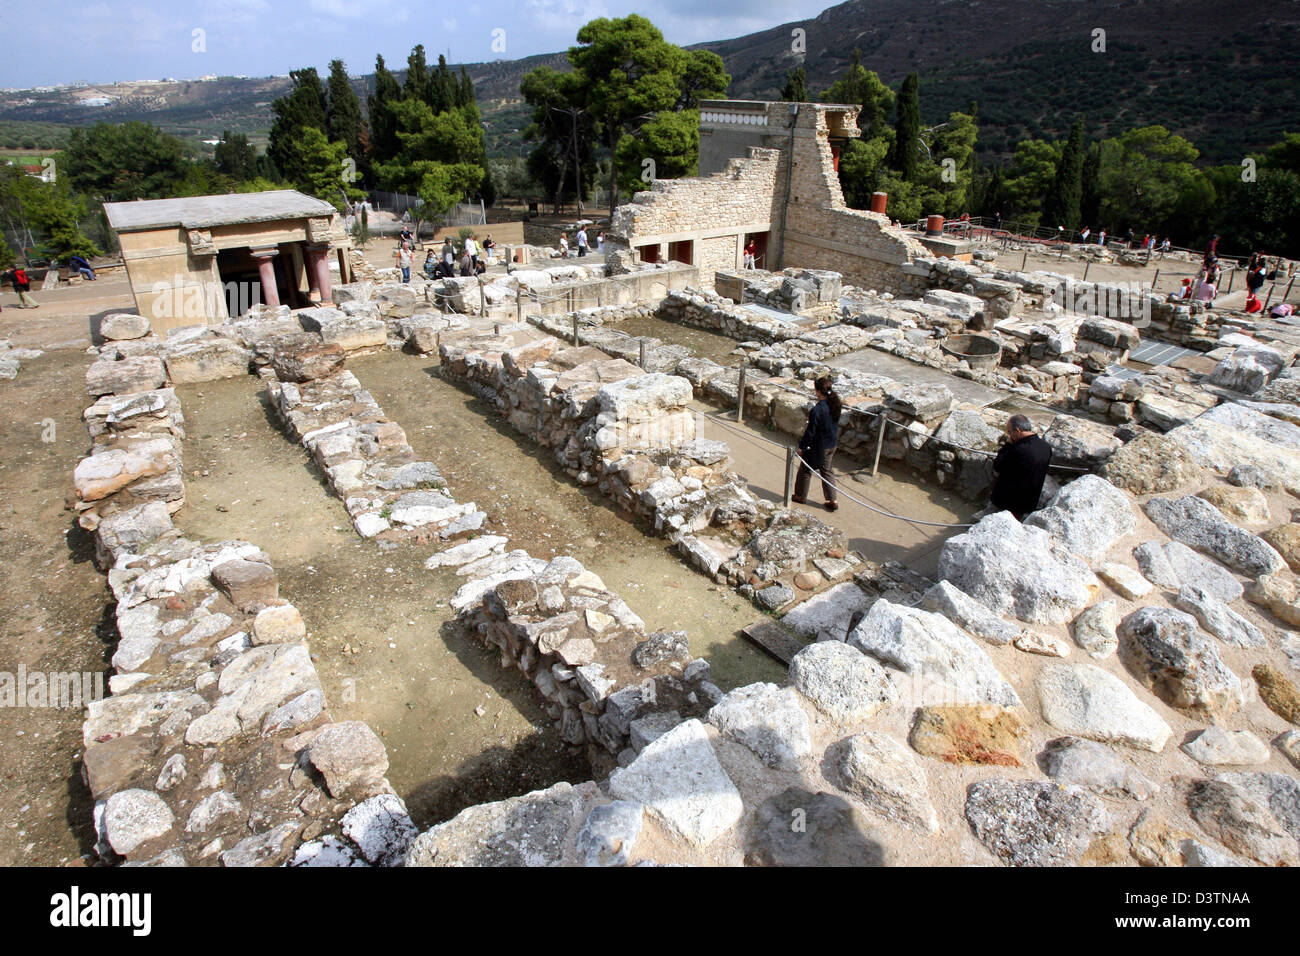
(326, 60), (365, 166)
(779, 65), (808, 103)
(892, 72), (921, 182)
(1043, 119), (1084, 231)
(404, 45), (431, 105)
(367, 55), (401, 165)
(1080, 140), (1102, 228)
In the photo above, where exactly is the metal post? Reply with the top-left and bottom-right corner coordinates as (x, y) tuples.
(1284, 275), (1296, 305)
(516, 292), (522, 324)
(736, 364), (747, 423)
(1225, 267), (1235, 293)
(1082, 262), (1090, 282)
(871, 415), (887, 478)
(638, 339), (647, 370)
(1021, 251), (1027, 271)
(1151, 268), (1160, 291)
(783, 446), (796, 508)
(1263, 284), (1276, 311)
(572, 314), (580, 346)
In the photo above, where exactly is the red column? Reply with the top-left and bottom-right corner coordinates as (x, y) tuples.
(308, 244), (333, 304)
(252, 251), (280, 308)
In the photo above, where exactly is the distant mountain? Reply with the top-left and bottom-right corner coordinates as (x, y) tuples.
(2, 1), (1297, 162)
(693, 0), (1300, 162)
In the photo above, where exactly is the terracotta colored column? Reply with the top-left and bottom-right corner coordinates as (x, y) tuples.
(870, 192), (888, 215)
(252, 250), (280, 308)
(308, 244), (333, 304)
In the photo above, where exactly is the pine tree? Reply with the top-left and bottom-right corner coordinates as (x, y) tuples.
(267, 68), (328, 186)
(1043, 119), (1084, 231)
(892, 72), (921, 182)
(779, 65), (808, 103)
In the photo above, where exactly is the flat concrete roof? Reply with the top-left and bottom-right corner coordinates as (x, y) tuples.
(104, 189), (336, 232)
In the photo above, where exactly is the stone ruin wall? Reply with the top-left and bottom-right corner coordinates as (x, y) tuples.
(70, 360), (409, 868)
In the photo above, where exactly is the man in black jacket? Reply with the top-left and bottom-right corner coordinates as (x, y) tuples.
(990, 414), (1051, 520)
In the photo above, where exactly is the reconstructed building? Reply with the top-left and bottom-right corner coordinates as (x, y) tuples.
(104, 190), (354, 335)
(610, 100), (928, 292)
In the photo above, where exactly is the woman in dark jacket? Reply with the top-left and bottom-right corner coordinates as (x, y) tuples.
(792, 376), (841, 511)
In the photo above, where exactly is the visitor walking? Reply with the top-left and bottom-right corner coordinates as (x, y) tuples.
(559, 232), (569, 258)
(791, 376), (841, 512)
(464, 234), (479, 271)
(423, 250), (438, 280)
(482, 235), (497, 265)
(596, 231), (605, 253)
(576, 226), (588, 257)
(743, 239), (757, 269)
(1097, 228), (1106, 246)
(5, 267), (38, 308)
(1079, 226), (1091, 244)
(990, 415), (1052, 521)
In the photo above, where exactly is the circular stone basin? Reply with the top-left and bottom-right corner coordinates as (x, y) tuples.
(942, 333), (1001, 370)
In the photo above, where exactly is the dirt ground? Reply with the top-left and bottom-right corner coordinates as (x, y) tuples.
(0, 348), (109, 865)
(174, 353), (786, 828)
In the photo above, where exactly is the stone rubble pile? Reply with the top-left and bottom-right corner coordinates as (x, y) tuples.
(454, 553), (722, 762)
(0, 338), (43, 378)
(74, 369), (187, 558)
(264, 362), (485, 543)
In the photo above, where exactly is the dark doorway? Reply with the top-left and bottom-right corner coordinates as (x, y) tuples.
(638, 243), (660, 264)
(744, 231), (769, 270)
(668, 240), (693, 265)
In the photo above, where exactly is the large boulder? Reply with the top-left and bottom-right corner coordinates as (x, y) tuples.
(1143, 495), (1285, 578)
(1173, 585), (1266, 649)
(1133, 540), (1243, 603)
(937, 511), (1099, 625)
(1118, 607), (1244, 720)
(1099, 431), (1202, 495)
(1025, 474), (1135, 563)
(100, 313), (152, 341)
(836, 732), (939, 832)
(847, 598), (1020, 708)
(1036, 662), (1172, 752)
(921, 579), (1021, 646)
(1043, 414), (1122, 469)
(271, 342), (346, 383)
(964, 779), (1112, 867)
(607, 719), (743, 848)
(787, 641), (898, 723)
(1166, 403), (1300, 494)
(706, 683), (812, 771)
(406, 781), (599, 867)
(86, 356), (167, 396)
(164, 339), (252, 384)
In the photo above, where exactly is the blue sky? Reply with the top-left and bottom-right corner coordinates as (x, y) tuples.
(3, 0), (835, 88)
